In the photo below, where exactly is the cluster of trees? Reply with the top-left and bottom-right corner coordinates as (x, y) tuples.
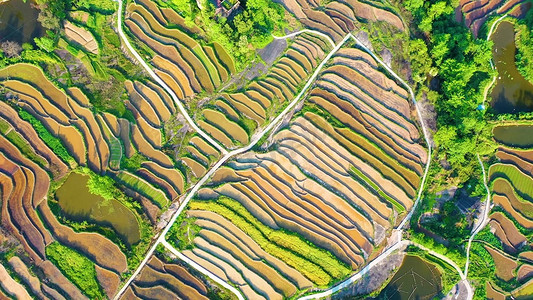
(404, 0), (496, 186)
(421, 200), (469, 247)
(515, 8), (533, 83)
(160, 0), (288, 68)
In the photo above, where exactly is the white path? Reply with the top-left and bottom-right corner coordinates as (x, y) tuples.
(273, 29), (336, 48)
(113, 2), (479, 298)
(162, 241), (245, 300)
(115, 0), (228, 155)
(464, 154), (491, 278)
(113, 12), (351, 298)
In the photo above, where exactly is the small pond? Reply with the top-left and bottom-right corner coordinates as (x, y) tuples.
(490, 21), (533, 114)
(56, 172), (140, 246)
(493, 124), (533, 148)
(374, 255), (442, 300)
(0, 0), (43, 44)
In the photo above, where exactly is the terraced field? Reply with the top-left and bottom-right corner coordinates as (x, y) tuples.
(119, 253), (229, 300)
(167, 45), (427, 299)
(477, 124), (533, 297)
(125, 0), (234, 98)
(197, 32), (333, 149)
(458, 0), (531, 37)
(0, 0), (437, 298)
(0, 61), (218, 298)
(276, 0), (405, 43)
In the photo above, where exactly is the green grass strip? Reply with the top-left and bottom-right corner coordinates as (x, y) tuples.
(5, 130), (47, 167)
(46, 242), (104, 299)
(349, 166), (405, 213)
(116, 171), (167, 208)
(190, 197), (351, 287)
(18, 109), (73, 164)
(0, 119), (10, 134)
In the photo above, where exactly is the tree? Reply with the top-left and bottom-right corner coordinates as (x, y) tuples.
(0, 41), (22, 58)
(34, 37), (55, 52)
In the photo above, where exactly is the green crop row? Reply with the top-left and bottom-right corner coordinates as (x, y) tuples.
(490, 164), (533, 201)
(350, 166), (405, 213)
(190, 197), (351, 287)
(46, 242), (104, 299)
(3, 129), (47, 167)
(18, 109), (74, 165)
(116, 171), (168, 208)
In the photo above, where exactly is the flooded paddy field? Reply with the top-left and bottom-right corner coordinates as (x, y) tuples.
(0, 0), (43, 43)
(55, 172), (141, 246)
(490, 21), (533, 114)
(374, 255), (442, 300)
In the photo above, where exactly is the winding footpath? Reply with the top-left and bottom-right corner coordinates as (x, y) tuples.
(464, 154), (492, 278)
(113, 5), (350, 298)
(115, 0), (227, 155)
(112, 1), (476, 297)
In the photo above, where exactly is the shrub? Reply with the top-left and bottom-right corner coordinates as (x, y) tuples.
(17, 109), (74, 164)
(46, 242), (104, 299)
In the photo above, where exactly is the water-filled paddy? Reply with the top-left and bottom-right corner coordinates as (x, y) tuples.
(375, 255), (442, 300)
(55, 172), (140, 246)
(490, 21), (533, 113)
(0, 0), (43, 43)
(493, 124), (533, 148)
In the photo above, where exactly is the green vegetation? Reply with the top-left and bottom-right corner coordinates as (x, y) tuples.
(408, 231), (466, 268)
(475, 227), (503, 251)
(157, 0), (290, 69)
(404, 0), (496, 187)
(17, 109), (74, 165)
(4, 129), (47, 167)
(491, 164), (533, 201)
(46, 242), (104, 299)
(116, 171), (168, 208)
(420, 200), (470, 247)
(349, 166), (405, 213)
(189, 197), (351, 286)
(468, 242), (495, 300)
(121, 152), (147, 172)
(515, 8), (533, 84)
(166, 212), (201, 250)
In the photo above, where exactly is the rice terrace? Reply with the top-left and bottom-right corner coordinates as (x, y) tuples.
(0, 0), (532, 299)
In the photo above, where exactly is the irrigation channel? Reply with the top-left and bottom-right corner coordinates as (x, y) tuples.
(113, 0), (490, 298)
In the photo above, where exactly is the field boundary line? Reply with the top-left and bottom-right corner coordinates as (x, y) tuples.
(161, 240), (245, 300)
(113, 19), (351, 299)
(273, 29), (336, 48)
(115, 0), (228, 155)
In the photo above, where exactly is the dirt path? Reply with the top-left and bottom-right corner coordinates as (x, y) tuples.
(112, 6), (351, 297)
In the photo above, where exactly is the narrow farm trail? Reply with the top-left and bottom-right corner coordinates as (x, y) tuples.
(273, 29), (336, 48)
(113, 7), (350, 298)
(161, 240), (245, 300)
(464, 154), (492, 278)
(115, 0), (228, 155)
